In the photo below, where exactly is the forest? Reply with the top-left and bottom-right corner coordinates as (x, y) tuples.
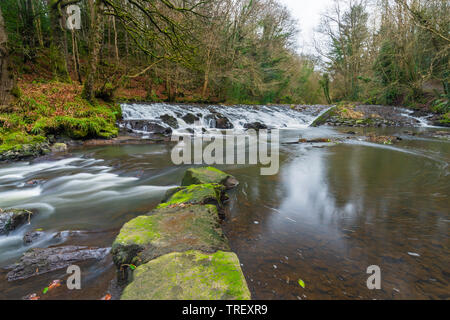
(0, 0), (449, 150)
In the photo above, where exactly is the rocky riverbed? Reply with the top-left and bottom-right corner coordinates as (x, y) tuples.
(111, 167), (251, 300)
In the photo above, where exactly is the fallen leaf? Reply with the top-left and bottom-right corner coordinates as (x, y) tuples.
(298, 279), (305, 288)
(25, 293), (40, 300)
(101, 294), (112, 300)
(48, 280), (62, 291)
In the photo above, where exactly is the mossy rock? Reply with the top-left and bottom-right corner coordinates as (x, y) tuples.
(310, 106), (337, 127)
(111, 205), (230, 270)
(181, 167), (239, 189)
(51, 143), (68, 153)
(157, 184), (225, 209)
(121, 250), (251, 300)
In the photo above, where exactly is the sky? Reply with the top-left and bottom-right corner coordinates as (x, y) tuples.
(278, 0), (334, 54)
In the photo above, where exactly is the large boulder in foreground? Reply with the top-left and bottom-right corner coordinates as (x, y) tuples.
(158, 183), (225, 209)
(0, 209), (34, 235)
(6, 246), (110, 281)
(111, 205), (230, 269)
(121, 250), (251, 300)
(181, 167), (239, 189)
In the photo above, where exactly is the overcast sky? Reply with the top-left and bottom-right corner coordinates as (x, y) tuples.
(278, 0), (334, 54)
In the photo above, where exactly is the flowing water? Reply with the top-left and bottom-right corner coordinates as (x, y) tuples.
(0, 103), (448, 300)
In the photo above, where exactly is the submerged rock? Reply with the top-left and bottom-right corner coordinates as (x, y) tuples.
(0, 209), (34, 235)
(111, 205), (230, 271)
(243, 122), (268, 130)
(23, 230), (45, 245)
(366, 133), (401, 145)
(6, 246), (110, 281)
(120, 250), (251, 300)
(159, 114), (179, 129)
(25, 179), (46, 187)
(181, 167), (239, 189)
(121, 120), (172, 135)
(298, 138), (332, 143)
(158, 184), (225, 209)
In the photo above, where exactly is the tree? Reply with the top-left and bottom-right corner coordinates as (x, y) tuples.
(0, 7), (14, 107)
(48, 0), (73, 82)
(316, 0), (369, 101)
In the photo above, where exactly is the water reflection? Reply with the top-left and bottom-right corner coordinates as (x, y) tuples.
(224, 137), (449, 300)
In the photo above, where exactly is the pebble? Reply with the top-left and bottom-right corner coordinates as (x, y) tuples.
(407, 252), (420, 257)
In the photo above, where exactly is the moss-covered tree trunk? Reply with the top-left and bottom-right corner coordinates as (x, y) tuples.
(48, 0), (71, 82)
(82, 0), (104, 102)
(0, 7), (14, 107)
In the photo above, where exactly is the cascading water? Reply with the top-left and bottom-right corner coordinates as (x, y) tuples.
(120, 103), (331, 135)
(0, 156), (174, 264)
(399, 108), (438, 128)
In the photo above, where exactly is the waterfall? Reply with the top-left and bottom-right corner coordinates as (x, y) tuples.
(120, 103), (331, 135)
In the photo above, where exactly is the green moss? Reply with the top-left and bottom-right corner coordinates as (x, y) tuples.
(0, 130), (46, 153)
(121, 250), (251, 300)
(157, 184), (225, 209)
(112, 205), (230, 270)
(1, 83), (119, 155)
(114, 215), (161, 247)
(310, 106), (337, 127)
(181, 166), (231, 186)
(32, 115), (118, 139)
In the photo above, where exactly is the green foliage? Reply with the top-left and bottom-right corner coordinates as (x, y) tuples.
(0, 130), (46, 153)
(1, 82), (119, 154)
(439, 112), (450, 125)
(31, 115), (117, 139)
(431, 95), (450, 114)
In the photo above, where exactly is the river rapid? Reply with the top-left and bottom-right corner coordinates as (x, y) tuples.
(0, 103), (448, 300)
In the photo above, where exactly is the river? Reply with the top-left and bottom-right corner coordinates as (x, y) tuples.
(0, 103), (448, 299)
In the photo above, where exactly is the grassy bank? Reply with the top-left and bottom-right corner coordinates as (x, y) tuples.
(0, 80), (121, 154)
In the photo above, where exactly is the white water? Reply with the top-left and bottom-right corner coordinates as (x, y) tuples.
(121, 103), (330, 134)
(0, 156), (174, 263)
(399, 108), (438, 128)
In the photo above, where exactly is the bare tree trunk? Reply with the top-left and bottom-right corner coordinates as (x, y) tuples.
(48, 0), (70, 82)
(31, 0), (43, 47)
(82, 0), (104, 102)
(202, 47), (212, 100)
(112, 16), (119, 63)
(0, 7), (14, 107)
(71, 29), (82, 83)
